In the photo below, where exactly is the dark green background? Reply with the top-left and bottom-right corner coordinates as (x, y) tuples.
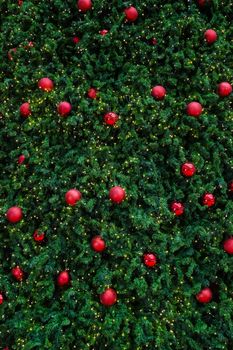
(0, 0), (233, 349)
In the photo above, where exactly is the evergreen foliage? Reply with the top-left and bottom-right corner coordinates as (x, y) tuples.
(0, 0), (233, 349)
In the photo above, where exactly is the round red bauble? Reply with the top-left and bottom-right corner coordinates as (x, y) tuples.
(65, 189), (82, 206)
(38, 77), (54, 92)
(20, 102), (31, 118)
(6, 206), (23, 223)
(202, 193), (215, 207)
(100, 29), (108, 36)
(204, 29), (217, 44)
(143, 253), (157, 267)
(57, 271), (70, 287)
(228, 181), (233, 192)
(73, 36), (80, 44)
(196, 287), (212, 303)
(91, 236), (106, 252)
(87, 88), (97, 99)
(124, 6), (138, 22)
(18, 154), (26, 165)
(223, 237), (233, 254)
(104, 112), (119, 125)
(77, 0), (92, 12)
(197, 0), (206, 6)
(186, 102), (203, 117)
(217, 82), (232, 97)
(33, 230), (45, 243)
(150, 38), (157, 45)
(181, 162), (196, 177)
(0, 293), (4, 305)
(109, 186), (126, 204)
(12, 266), (24, 281)
(171, 201), (184, 216)
(57, 101), (72, 117)
(100, 288), (117, 306)
(151, 85), (166, 100)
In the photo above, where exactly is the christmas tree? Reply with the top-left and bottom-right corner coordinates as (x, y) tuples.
(0, 0), (233, 349)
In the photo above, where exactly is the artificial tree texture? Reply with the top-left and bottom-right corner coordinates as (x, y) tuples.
(0, 0), (233, 349)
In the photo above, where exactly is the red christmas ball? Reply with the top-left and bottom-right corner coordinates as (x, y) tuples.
(217, 82), (232, 97)
(18, 154), (26, 165)
(104, 112), (119, 125)
(124, 6), (138, 22)
(6, 206), (23, 223)
(204, 29), (217, 44)
(100, 288), (117, 306)
(181, 162), (196, 177)
(33, 230), (45, 243)
(57, 271), (70, 287)
(109, 186), (126, 204)
(91, 236), (106, 252)
(88, 87), (97, 99)
(202, 193), (215, 207)
(186, 102), (203, 117)
(150, 38), (157, 45)
(151, 85), (166, 100)
(38, 77), (54, 92)
(12, 266), (24, 281)
(73, 36), (80, 44)
(100, 29), (108, 36)
(18, 0), (23, 5)
(20, 102), (31, 118)
(57, 101), (72, 117)
(0, 293), (4, 305)
(223, 237), (233, 254)
(77, 0), (92, 12)
(197, 0), (207, 6)
(65, 189), (82, 206)
(143, 253), (157, 267)
(171, 201), (184, 216)
(196, 287), (212, 303)
(228, 181), (233, 192)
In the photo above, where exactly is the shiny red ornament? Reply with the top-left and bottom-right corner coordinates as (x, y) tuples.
(151, 85), (166, 100)
(124, 6), (138, 22)
(109, 186), (126, 204)
(88, 87), (97, 99)
(202, 193), (215, 207)
(228, 181), (233, 192)
(0, 293), (4, 305)
(57, 271), (70, 287)
(186, 101), (203, 117)
(181, 162), (196, 177)
(12, 266), (24, 281)
(171, 201), (184, 216)
(20, 102), (31, 118)
(38, 77), (54, 92)
(73, 36), (80, 44)
(33, 230), (45, 243)
(100, 288), (117, 306)
(204, 29), (217, 44)
(77, 0), (92, 12)
(8, 48), (17, 61)
(143, 253), (157, 267)
(65, 189), (82, 206)
(197, 0), (206, 6)
(104, 112), (119, 125)
(150, 38), (157, 45)
(18, 0), (23, 5)
(18, 154), (26, 165)
(223, 237), (233, 254)
(91, 236), (106, 252)
(6, 206), (23, 223)
(217, 82), (232, 97)
(100, 29), (108, 36)
(57, 101), (72, 117)
(196, 287), (212, 303)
